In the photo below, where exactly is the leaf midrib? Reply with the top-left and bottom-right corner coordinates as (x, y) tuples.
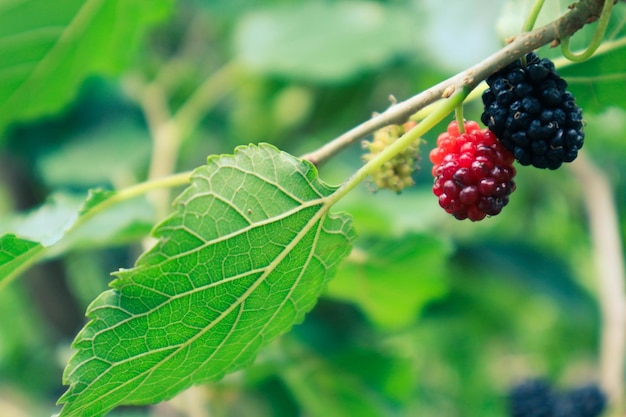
(64, 198), (332, 414)
(147, 196), (324, 265)
(86, 197), (328, 334)
(207, 210), (326, 369)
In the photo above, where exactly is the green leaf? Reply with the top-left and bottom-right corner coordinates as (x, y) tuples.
(0, 0), (173, 135)
(0, 234), (43, 289)
(234, 2), (420, 82)
(55, 189), (154, 254)
(0, 190), (151, 250)
(0, 194), (88, 288)
(0, 193), (83, 247)
(326, 234), (450, 329)
(0, 190), (154, 287)
(80, 189), (117, 215)
(57, 144), (355, 417)
(557, 6), (626, 112)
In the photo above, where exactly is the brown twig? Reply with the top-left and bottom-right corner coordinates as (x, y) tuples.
(300, 0), (606, 166)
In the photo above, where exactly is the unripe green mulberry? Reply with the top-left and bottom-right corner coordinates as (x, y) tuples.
(362, 121), (421, 193)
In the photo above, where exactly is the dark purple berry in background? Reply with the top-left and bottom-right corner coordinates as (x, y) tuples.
(507, 379), (606, 417)
(508, 379), (554, 417)
(555, 384), (607, 417)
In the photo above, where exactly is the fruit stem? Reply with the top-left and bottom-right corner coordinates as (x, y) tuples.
(521, 0), (546, 33)
(329, 87), (471, 205)
(519, 0), (545, 67)
(455, 104), (465, 134)
(561, 0), (615, 62)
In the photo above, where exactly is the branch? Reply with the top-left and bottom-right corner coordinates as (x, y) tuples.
(301, 0), (606, 166)
(570, 154), (626, 412)
(124, 65), (240, 221)
(129, 77), (182, 222)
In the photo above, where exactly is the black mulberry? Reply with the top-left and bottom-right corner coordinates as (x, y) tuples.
(554, 384), (607, 417)
(481, 53), (584, 170)
(508, 379), (554, 417)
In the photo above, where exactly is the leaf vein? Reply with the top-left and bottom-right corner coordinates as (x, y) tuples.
(225, 211), (326, 369)
(149, 199), (324, 267)
(70, 198), (331, 412)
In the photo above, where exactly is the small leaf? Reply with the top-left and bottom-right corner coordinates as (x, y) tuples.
(0, 234), (43, 288)
(80, 189), (117, 215)
(326, 233), (450, 329)
(0, 0), (173, 135)
(57, 144), (355, 417)
(0, 190), (143, 249)
(0, 190), (153, 287)
(56, 189), (154, 253)
(0, 193), (83, 247)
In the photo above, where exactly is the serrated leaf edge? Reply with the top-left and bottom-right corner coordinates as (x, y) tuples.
(58, 144), (354, 416)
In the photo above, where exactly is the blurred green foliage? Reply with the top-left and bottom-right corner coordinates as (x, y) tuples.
(0, 0), (623, 416)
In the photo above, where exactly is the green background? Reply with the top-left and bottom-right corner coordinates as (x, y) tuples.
(0, 0), (624, 416)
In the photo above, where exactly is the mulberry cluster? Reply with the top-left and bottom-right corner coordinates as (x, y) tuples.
(429, 120), (516, 221)
(363, 121), (421, 193)
(508, 379), (606, 417)
(481, 52), (584, 170)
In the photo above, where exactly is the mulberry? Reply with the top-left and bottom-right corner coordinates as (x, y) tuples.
(363, 121), (421, 193)
(430, 120), (516, 221)
(481, 52), (584, 169)
(508, 379), (555, 417)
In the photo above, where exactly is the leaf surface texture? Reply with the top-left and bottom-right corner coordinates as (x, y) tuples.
(58, 144), (355, 416)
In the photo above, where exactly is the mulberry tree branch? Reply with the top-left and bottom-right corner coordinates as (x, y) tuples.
(301, 0), (606, 166)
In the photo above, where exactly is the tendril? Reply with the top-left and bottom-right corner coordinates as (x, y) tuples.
(561, 0), (615, 62)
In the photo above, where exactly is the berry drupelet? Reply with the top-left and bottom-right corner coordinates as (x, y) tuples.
(430, 120), (516, 221)
(481, 52), (584, 170)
